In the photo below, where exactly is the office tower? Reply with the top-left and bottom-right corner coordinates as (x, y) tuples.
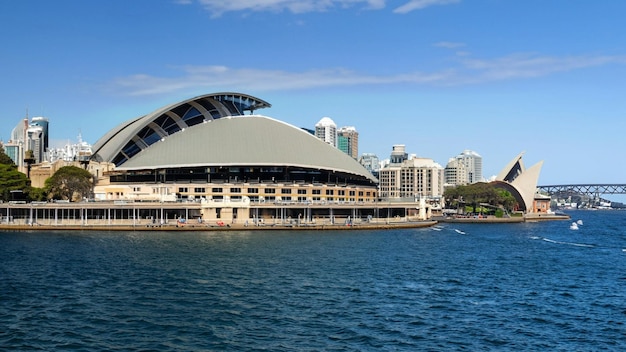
(30, 117), (49, 156)
(455, 149), (483, 184)
(9, 118), (29, 169)
(359, 153), (380, 176)
(337, 126), (358, 159)
(26, 125), (44, 163)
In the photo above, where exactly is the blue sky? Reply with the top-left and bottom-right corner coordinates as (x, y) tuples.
(2, 0), (625, 196)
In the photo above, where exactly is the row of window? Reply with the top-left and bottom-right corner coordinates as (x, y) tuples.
(175, 187), (370, 197)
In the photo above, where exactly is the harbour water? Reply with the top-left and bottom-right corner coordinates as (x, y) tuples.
(1, 210), (625, 351)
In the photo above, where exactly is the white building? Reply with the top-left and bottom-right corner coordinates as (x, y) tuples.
(315, 117), (337, 147)
(48, 134), (93, 163)
(453, 149), (483, 184)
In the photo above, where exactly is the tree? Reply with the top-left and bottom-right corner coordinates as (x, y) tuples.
(0, 164), (31, 201)
(0, 146), (31, 201)
(0, 145), (15, 166)
(45, 166), (94, 201)
(444, 182), (519, 214)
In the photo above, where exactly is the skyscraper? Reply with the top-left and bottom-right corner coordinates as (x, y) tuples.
(337, 126), (358, 159)
(8, 118), (29, 170)
(30, 116), (49, 157)
(315, 117), (337, 147)
(454, 149), (483, 184)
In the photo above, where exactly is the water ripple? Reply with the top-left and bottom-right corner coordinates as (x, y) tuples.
(2, 210), (625, 350)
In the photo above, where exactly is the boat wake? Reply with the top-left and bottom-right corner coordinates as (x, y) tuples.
(540, 237), (594, 248)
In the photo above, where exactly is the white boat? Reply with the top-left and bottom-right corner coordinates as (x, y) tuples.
(570, 222), (579, 230)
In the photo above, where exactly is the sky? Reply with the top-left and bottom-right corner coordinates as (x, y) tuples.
(1, 0), (625, 199)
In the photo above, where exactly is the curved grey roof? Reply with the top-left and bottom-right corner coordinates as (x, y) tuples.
(118, 115), (377, 182)
(91, 92), (271, 166)
(91, 92), (375, 182)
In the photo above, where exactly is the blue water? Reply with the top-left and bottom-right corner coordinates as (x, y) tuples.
(1, 210), (625, 351)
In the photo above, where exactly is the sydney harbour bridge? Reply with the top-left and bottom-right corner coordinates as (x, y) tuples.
(537, 184), (626, 205)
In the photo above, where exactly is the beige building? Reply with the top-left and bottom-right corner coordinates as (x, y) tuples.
(444, 158), (468, 187)
(379, 153), (444, 202)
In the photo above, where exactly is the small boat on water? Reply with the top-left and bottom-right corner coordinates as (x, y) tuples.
(570, 222), (579, 230)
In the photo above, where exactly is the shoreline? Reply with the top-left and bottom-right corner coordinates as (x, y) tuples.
(434, 213), (570, 223)
(0, 220), (439, 232)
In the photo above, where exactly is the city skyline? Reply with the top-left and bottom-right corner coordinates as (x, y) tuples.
(1, 1), (625, 198)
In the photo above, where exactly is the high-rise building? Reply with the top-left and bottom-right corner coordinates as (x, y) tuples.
(358, 153), (380, 176)
(26, 125), (45, 163)
(7, 116), (51, 169)
(3, 142), (21, 166)
(454, 149), (483, 184)
(315, 117), (337, 147)
(9, 118), (29, 170)
(444, 158), (468, 187)
(30, 117), (49, 156)
(337, 126), (358, 159)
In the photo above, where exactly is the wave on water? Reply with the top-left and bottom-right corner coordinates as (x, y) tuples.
(539, 237), (595, 248)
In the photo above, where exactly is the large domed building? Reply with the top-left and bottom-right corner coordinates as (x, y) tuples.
(89, 92), (387, 224)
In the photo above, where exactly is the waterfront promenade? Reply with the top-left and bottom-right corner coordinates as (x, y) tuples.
(0, 219), (438, 232)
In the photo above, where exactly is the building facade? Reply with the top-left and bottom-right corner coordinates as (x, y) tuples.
(337, 126), (358, 159)
(444, 158), (468, 187)
(378, 145), (444, 202)
(358, 153), (380, 177)
(452, 149), (483, 184)
(314, 117), (337, 147)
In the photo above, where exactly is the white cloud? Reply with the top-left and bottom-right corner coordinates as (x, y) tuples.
(393, 0), (460, 14)
(457, 53), (626, 82)
(191, 0), (386, 16)
(109, 54), (626, 96)
(111, 65), (451, 96)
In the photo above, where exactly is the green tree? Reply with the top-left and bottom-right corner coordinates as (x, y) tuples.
(444, 182), (519, 214)
(0, 164), (31, 201)
(0, 145), (15, 166)
(45, 166), (94, 201)
(0, 145), (31, 201)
